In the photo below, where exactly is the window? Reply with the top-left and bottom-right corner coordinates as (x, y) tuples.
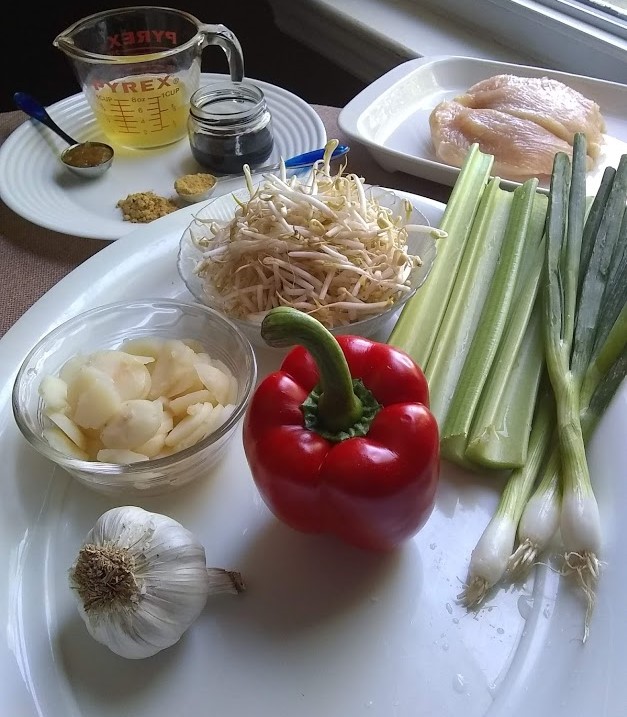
(537, 0), (627, 39)
(268, 0), (627, 87)
(419, 0), (627, 83)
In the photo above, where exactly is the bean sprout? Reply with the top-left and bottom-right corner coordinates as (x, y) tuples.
(187, 140), (443, 328)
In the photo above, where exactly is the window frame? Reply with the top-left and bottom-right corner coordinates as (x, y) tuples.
(418, 0), (627, 83)
(540, 0), (627, 39)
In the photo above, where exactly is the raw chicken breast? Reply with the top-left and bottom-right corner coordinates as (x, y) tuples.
(429, 100), (591, 180)
(457, 74), (605, 159)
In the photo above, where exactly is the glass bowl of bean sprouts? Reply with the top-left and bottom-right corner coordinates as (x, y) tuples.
(177, 149), (440, 349)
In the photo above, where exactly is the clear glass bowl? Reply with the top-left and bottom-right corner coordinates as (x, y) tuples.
(177, 185), (437, 349)
(12, 299), (257, 498)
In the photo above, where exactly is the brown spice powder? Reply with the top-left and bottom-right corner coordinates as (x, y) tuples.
(117, 192), (179, 223)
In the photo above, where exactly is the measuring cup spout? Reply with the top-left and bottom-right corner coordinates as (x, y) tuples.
(200, 24), (245, 82)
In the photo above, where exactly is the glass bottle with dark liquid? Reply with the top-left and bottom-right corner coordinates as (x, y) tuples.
(188, 81), (274, 174)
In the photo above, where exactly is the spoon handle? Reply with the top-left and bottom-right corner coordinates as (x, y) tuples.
(283, 144), (349, 168)
(13, 92), (79, 146)
(224, 144), (350, 179)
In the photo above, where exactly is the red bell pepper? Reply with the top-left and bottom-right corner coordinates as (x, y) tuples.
(243, 307), (440, 552)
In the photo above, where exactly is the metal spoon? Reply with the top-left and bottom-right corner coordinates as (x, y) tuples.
(174, 144), (350, 204)
(14, 92), (114, 178)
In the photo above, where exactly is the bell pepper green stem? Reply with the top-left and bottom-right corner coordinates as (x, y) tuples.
(261, 307), (363, 432)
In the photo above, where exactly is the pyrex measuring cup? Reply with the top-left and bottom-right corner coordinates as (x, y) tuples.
(54, 6), (245, 150)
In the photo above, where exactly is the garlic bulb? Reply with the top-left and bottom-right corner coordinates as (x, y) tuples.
(69, 506), (244, 659)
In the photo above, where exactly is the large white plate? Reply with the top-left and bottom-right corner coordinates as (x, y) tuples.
(338, 55), (627, 194)
(0, 191), (625, 717)
(0, 73), (326, 241)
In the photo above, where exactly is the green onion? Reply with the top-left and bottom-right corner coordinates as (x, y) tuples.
(508, 443), (561, 580)
(440, 178), (540, 463)
(577, 166), (615, 291)
(571, 153), (627, 379)
(510, 344), (620, 587)
(389, 144), (493, 369)
(588, 169), (627, 357)
(543, 134), (598, 598)
(541, 135), (627, 634)
(509, 341), (626, 589)
(562, 133), (588, 346)
(462, 139), (626, 628)
(581, 304), (627, 406)
(458, 379), (555, 608)
(466, 335), (626, 613)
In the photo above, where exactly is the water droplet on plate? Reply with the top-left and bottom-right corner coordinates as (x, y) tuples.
(517, 594), (534, 620)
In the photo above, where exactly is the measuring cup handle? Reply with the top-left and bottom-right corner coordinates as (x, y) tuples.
(199, 24), (245, 82)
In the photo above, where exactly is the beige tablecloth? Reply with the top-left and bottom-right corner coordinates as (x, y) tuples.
(0, 106), (451, 338)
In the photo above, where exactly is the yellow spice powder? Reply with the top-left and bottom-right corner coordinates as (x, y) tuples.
(117, 192), (179, 223)
(174, 173), (216, 196)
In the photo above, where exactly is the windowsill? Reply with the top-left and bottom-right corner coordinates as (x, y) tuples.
(267, 0), (534, 83)
(267, 0), (626, 84)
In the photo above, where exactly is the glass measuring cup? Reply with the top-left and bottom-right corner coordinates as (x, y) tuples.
(53, 7), (245, 150)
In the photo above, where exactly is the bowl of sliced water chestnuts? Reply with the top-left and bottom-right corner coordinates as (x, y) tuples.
(12, 299), (257, 497)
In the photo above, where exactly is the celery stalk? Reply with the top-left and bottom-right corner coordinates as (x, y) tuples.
(422, 178), (513, 428)
(440, 178), (540, 464)
(388, 144), (493, 368)
(466, 301), (543, 468)
(465, 195), (548, 468)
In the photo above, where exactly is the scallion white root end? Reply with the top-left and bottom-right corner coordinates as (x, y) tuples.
(560, 551), (603, 643)
(458, 576), (491, 609)
(559, 487), (603, 642)
(457, 514), (517, 608)
(507, 538), (542, 580)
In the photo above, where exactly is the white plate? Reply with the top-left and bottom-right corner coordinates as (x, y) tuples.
(0, 192), (625, 717)
(338, 55), (627, 194)
(0, 73), (326, 241)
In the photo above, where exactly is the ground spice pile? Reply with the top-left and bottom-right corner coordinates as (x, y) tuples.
(174, 173), (216, 197)
(117, 192), (179, 223)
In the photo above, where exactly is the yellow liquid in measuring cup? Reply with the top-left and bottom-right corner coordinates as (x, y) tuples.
(87, 73), (193, 149)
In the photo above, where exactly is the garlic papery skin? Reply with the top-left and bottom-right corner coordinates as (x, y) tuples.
(69, 506), (243, 659)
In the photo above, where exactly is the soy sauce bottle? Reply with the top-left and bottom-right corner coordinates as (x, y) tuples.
(188, 81), (274, 174)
